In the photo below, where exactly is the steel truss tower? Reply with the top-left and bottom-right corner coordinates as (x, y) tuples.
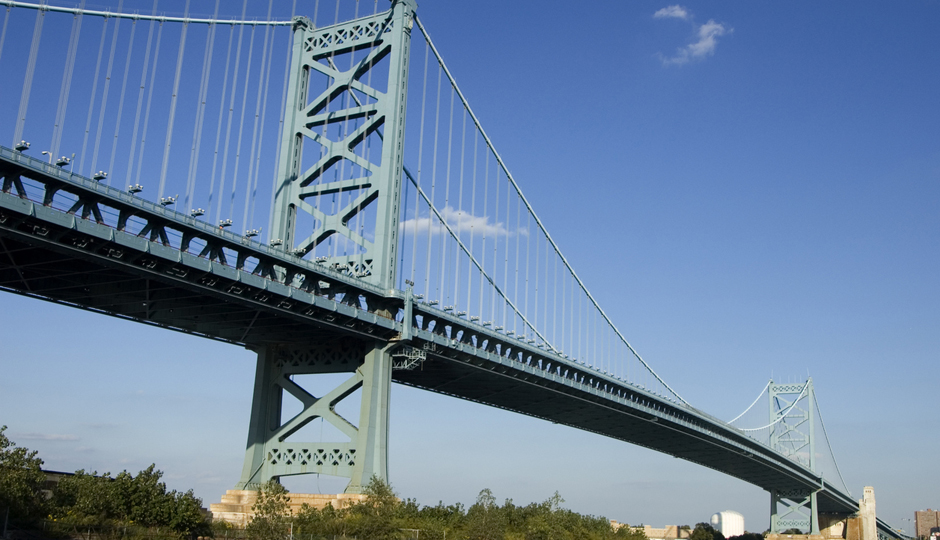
(237, 0), (416, 493)
(769, 378), (819, 534)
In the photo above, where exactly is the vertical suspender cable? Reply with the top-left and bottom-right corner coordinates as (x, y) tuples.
(208, 22), (237, 222)
(185, 0), (220, 211)
(524, 211), (531, 339)
(503, 172), (511, 328)
(452, 108), (467, 308)
(423, 66), (442, 299)
(410, 43), (430, 286)
(479, 151), (489, 317)
(466, 130), (478, 312)
(50, 3), (84, 159)
(13, 8), (45, 145)
(92, 0), (123, 179)
(229, 23), (255, 226)
(125, 4), (159, 185)
(157, 0), (191, 199)
(79, 15), (109, 175)
(438, 87), (454, 306)
(215, 0), (248, 223)
(417, 18), (687, 403)
(107, 17), (137, 187)
(533, 220), (539, 341)
(132, 17), (164, 188)
(228, 23), (257, 226)
(491, 163), (500, 323)
(246, 3), (276, 233)
(0, 6), (10, 88)
(513, 196), (521, 335)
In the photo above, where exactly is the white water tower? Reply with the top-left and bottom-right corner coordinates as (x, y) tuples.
(711, 511), (745, 538)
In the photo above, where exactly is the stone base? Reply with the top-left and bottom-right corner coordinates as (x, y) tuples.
(210, 490), (367, 527)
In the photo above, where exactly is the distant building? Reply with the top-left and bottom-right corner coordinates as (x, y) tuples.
(711, 511), (745, 538)
(915, 510), (940, 539)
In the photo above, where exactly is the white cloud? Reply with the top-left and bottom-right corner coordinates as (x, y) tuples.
(16, 432), (80, 441)
(653, 5), (689, 20)
(687, 20), (730, 58)
(400, 206), (523, 238)
(654, 6), (731, 66)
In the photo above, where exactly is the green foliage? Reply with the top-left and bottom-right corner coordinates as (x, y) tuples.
(2, 431), (651, 540)
(0, 426), (48, 523)
(691, 523), (726, 540)
(247, 480), (291, 540)
(727, 533), (764, 540)
(467, 488), (505, 540)
(50, 465), (210, 537)
(347, 476), (402, 540)
(294, 502), (347, 539)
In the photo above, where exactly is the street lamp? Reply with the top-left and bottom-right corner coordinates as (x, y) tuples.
(40, 151), (52, 163)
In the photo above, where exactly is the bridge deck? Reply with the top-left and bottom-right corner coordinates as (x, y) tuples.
(0, 147), (873, 527)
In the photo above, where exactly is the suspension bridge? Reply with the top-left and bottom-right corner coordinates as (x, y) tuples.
(0, 1), (904, 537)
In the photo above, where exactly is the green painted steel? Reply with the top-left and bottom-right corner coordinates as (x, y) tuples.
(235, 342), (393, 493)
(769, 379), (820, 534)
(270, 0), (416, 291)
(238, 0), (416, 493)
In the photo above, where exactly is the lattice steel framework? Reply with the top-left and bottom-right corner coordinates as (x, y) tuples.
(270, 0), (415, 290)
(237, 0), (416, 493)
(769, 379), (819, 534)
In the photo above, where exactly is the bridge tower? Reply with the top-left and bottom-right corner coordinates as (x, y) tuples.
(768, 379), (819, 535)
(236, 0), (417, 493)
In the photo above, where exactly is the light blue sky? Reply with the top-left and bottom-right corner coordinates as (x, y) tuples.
(1, 0), (938, 533)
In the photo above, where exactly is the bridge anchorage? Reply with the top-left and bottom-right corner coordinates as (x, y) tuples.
(0, 1), (904, 537)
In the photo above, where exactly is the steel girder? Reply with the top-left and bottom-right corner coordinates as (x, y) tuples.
(0, 147), (903, 537)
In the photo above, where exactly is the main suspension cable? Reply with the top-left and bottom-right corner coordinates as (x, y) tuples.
(0, 1), (292, 26)
(815, 394), (853, 497)
(729, 379), (772, 424)
(739, 381), (809, 432)
(415, 16), (689, 406)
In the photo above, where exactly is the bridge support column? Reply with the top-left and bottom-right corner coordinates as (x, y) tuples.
(768, 379), (820, 535)
(234, 340), (393, 493)
(770, 489), (820, 534)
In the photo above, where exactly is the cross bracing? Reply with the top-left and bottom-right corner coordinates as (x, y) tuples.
(0, 1), (907, 537)
(0, 148), (904, 538)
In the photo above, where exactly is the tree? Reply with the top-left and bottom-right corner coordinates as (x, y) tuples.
(0, 426), (47, 524)
(691, 523), (726, 540)
(727, 533), (763, 540)
(467, 488), (505, 540)
(169, 489), (212, 537)
(50, 465), (210, 536)
(247, 480), (291, 540)
(348, 476), (401, 540)
(295, 502), (347, 540)
(50, 470), (119, 529)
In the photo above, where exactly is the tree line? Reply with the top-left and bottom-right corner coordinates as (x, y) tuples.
(246, 479), (649, 540)
(1, 426), (209, 537)
(4, 425), (761, 540)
